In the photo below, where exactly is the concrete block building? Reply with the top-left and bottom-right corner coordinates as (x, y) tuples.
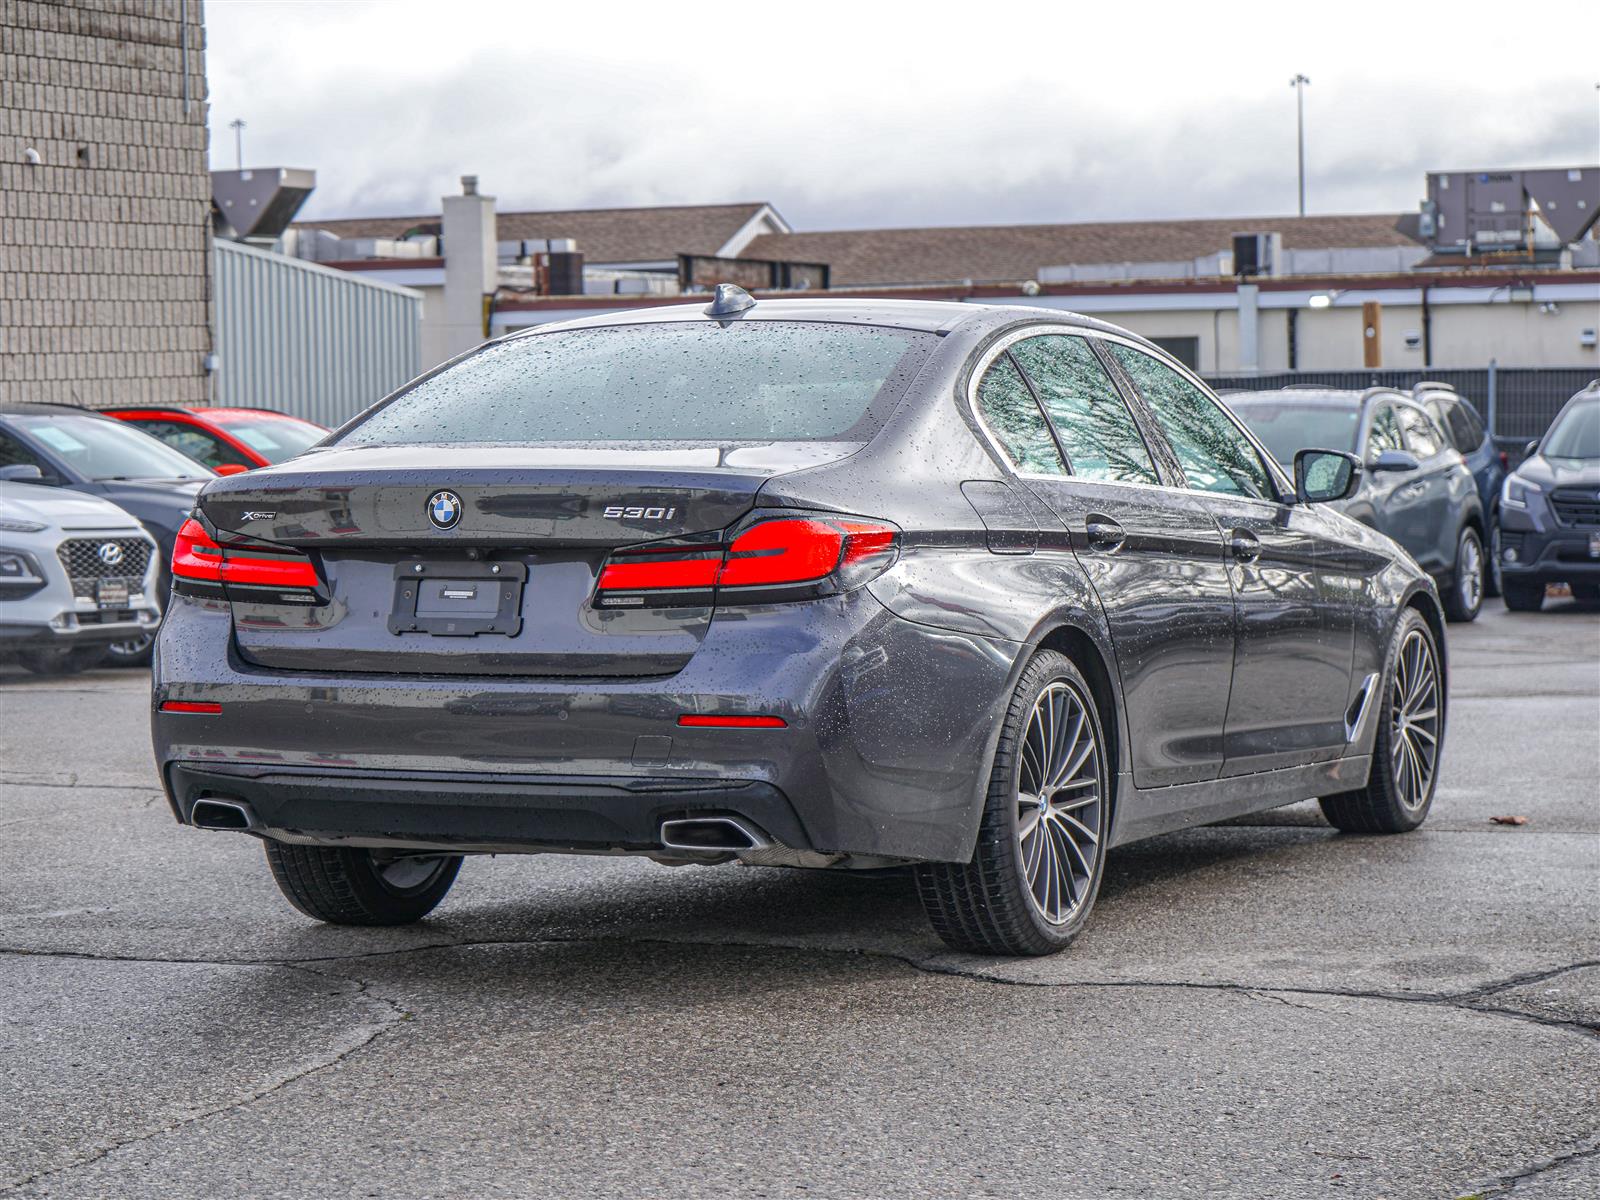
(0, 0), (211, 406)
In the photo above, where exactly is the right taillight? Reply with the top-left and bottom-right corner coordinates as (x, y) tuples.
(594, 515), (899, 608)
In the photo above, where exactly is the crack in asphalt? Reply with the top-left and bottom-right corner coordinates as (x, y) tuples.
(3, 940), (1595, 1193)
(0, 960), (409, 1197)
(1454, 1136), (1600, 1198)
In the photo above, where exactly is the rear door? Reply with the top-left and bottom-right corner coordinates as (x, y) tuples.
(991, 332), (1236, 788)
(1100, 341), (1354, 773)
(1394, 401), (1457, 572)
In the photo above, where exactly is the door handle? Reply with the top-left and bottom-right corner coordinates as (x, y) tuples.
(1085, 517), (1126, 553)
(1229, 529), (1261, 563)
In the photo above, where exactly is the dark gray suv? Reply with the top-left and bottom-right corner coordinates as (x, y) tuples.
(1227, 387), (1486, 622)
(153, 293), (1446, 956)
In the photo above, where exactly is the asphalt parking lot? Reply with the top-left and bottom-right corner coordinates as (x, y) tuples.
(1, 600), (1596, 1199)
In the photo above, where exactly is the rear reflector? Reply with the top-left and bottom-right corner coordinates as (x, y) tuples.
(160, 701), (223, 714)
(677, 714), (787, 728)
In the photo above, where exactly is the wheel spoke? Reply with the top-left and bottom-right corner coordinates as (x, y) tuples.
(1013, 681), (1107, 927)
(1058, 810), (1100, 846)
(1018, 803), (1042, 840)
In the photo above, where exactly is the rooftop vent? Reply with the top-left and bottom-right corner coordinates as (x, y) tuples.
(211, 167), (315, 244)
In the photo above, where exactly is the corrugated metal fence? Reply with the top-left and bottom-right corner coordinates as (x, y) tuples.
(213, 240), (422, 428)
(1205, 366), (1597, 447)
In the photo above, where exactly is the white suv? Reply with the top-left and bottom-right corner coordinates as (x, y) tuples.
(0, 481), (161, 674)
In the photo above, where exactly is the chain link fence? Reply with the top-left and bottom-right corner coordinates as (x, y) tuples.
(1205, 366), (1597, 449)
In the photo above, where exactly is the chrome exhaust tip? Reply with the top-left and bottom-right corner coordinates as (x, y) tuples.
(658, 816), (770, 855)
(190, 797), (256, 832)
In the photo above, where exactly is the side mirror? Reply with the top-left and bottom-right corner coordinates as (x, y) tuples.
(212, 463), (250, 476)
(1369, 448), (1421, 473)
(1295, 448), (1363, 504)
(1524, 439), (1540, 458)
(0, 464), (44, 482)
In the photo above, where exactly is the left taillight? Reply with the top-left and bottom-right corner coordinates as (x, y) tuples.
(594, 515), (899, 608)
(172, 517), (323, 603)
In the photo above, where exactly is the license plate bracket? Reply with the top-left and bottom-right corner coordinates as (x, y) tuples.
(388, 560), (527, 637)
(96, 579), (130, 609)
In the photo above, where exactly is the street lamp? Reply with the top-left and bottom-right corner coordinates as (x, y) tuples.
(1290, 74), (1310, 217)
(229, 118), (246, 171)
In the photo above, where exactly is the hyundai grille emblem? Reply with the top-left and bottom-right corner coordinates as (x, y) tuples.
(97, 542), (124, 566)
(427, 490), (462, 530)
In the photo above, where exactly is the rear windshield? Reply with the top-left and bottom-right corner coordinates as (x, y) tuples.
(1229, 401), (1361, 465)
(340, 321), (934, 446)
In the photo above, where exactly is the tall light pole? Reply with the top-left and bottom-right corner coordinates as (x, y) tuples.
(229, 118), (246, 170)
(1290, 75), (1310, 217)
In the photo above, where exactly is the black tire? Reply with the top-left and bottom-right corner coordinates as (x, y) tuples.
(1319, 608), (1443, 834)
(914, 650), (1110, 956)
(1502, 579), (1544, 612)
(1483, 518), (1503, 599)
(1441, 526), (1483, 623)
(16, 645), (107, 675)
(264, 842), (462, 925)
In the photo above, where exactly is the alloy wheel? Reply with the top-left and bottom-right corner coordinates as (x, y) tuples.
(1459, 534), (1483, 613)
(373, 854), (452, 893)
(1016, 680), (1105, 925)
(1389, 630), (1440, 811)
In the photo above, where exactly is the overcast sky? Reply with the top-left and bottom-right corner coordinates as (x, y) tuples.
(206, 0), (1600, 231)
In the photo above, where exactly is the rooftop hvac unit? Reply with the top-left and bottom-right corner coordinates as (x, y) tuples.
(1232, 232), (1283, 278)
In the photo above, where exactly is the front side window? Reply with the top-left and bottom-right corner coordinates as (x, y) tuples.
(974, 355), (1066, 475)
(1009, 335), (1158, 485)
(1105, 344), (1275, 500)
(1367, 406), (1405, 458)
(340, 321), (933, 446)
(1396, 405), (1443, 458)
(0, 429), (45, 471)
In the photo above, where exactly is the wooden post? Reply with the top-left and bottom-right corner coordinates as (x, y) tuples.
(1362, 301), (1382, 368)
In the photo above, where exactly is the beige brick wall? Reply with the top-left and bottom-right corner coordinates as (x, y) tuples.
(0, 0), (210, 405)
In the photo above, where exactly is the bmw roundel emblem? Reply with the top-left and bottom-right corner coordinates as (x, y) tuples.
(427, 490), (462, 530)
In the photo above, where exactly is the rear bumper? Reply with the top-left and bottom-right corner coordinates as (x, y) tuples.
(0, 611), (158, 647)
(166, 761), (811, 855)
(153, 589), (1024, 863)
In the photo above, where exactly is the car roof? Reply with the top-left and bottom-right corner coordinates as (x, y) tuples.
(1225, 389), (1366, 407)
(98, 405), (308, 421)
(0, 402), (118, 419)
(504, 296), (1134, 340)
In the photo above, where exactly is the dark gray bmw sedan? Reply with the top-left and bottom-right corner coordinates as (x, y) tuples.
(153, 290), (1447, 956)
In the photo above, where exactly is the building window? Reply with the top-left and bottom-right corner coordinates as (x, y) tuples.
(1150, 337), (1200, 371)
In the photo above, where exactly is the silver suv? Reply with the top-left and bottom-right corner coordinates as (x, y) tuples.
(0, 481), (161, 674)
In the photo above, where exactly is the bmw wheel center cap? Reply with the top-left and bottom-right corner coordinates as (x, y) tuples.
(427, 490), (462, 530)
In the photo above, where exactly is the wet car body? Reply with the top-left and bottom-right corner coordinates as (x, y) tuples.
(153, 298), (1446, 948)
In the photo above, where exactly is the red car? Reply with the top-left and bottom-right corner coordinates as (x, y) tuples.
(99, 406), (327, 474)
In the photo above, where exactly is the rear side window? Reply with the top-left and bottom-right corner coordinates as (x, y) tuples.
(1396, 405), (1443, 457)
(136, 420), (254, 470)
(1009, 335), (1158, 485)
(1105, 343), (1276, 500)
(1445, 402), (1482, 450)
(340, 321), (933, 446)
(974, 355), (1066, 475)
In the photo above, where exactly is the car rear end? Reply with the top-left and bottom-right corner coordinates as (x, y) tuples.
(152, 310), (1017, 867)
